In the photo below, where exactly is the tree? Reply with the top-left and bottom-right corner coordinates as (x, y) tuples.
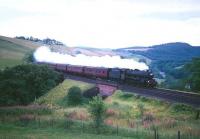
(88, 95), (107, 129)
(67, 86), (82, 105)
(184, 58), (200, 92)
(0, 64), (64, 106)
(23, 51), (35, 63)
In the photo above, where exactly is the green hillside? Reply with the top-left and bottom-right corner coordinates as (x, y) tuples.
(1, 79), (199, 138)
(0, 36), (40, 69)
(36, 79), (94, 107)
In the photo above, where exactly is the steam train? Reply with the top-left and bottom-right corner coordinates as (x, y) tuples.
(38, 62), (157, 88)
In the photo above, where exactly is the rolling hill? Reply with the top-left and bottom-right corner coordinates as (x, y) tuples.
(0, 35), (41, 68)
(117, 42), (200, 61)
(1, 35), (200, 86)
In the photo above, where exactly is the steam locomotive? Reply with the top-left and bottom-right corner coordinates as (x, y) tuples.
(38, 62), (157, 88)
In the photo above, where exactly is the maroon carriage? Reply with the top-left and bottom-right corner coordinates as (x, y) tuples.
(48, 63), (57, 69)
(56, 64), (67, 72)
(84, 67), (108, 78)
(67, 65), (84, 75)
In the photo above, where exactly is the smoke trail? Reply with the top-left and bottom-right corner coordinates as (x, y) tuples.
(34, 46), (148, 70)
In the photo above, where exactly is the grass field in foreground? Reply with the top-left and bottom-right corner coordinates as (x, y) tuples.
(0, 79), (199, 139)
(0, 124), (134, 139)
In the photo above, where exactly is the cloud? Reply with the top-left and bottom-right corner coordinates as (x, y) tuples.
(0, 0), (200, 48)
(34, 46), (149, 70)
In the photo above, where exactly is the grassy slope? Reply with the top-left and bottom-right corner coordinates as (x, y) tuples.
(35, 79), (94, 107)
(0, 35), (40, 69)
(35, 79), (199, 137)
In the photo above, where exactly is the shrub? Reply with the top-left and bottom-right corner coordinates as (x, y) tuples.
(88, 95), (107, 129)
(137, 103), (145, 118)
(83, 87), (99, 99)
(140, 96), (150, 102)
(171, 103), (194, 113)
(105, 108), (119, 117)
(67, 86), (82, 105)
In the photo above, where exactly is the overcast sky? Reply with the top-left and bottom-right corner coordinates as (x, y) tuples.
(0, 0), (200, 48)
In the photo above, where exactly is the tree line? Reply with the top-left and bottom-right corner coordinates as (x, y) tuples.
(15, 36), (64, 46)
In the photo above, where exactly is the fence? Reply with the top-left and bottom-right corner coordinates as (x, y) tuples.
(0, 118), (199, 139)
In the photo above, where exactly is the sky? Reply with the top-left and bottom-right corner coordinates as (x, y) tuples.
(0, 0), (200, 48)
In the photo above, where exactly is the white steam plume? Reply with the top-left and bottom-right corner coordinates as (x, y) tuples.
(34, 46), (148, 70)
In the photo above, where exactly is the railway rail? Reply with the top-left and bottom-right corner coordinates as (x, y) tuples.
(64, 74), (200, 107)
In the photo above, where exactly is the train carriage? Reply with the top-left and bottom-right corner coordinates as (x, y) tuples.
(84, 67), (108, 78)
(48, 63), (57, 70)
(94, 67), (108, 78)
(67, 65), (84, 75)
(56, 64), (67, 72)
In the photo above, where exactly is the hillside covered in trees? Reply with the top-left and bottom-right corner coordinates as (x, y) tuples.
(116, 42), (200, 92)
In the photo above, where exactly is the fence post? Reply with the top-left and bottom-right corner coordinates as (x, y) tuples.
(154, 129), (157, 139)
(116, 125), (118, 136)
(82, 121), (84, 133)
(38, 118), (40, 128)
(178, 130), (180, 139)
(157, 132), (159, 139)
(51, 119), (54, 128)
(196, 110), (199, 120)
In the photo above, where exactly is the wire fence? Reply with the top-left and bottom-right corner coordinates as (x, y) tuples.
(0, 118), (199, 139)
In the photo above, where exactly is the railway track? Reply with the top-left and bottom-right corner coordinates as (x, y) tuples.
(64, 74), (200, 107)
(120, 85), (200, 107)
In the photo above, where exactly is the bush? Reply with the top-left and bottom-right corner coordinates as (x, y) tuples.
(67, 86), (82, 105)
(88, 95), (107, 129)
(171, 103), (194, 113)
(83, 87), (99, 98)
(137, 103), (145, 118)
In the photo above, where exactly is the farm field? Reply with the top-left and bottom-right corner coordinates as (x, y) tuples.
(0, 79), (199, 139)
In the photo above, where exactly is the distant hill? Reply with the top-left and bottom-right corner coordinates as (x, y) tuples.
(117, 42), (200, 61)
(49, 45), (116, 56)
(115, 42), (200, 89)
(0, 35), (41, 68)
